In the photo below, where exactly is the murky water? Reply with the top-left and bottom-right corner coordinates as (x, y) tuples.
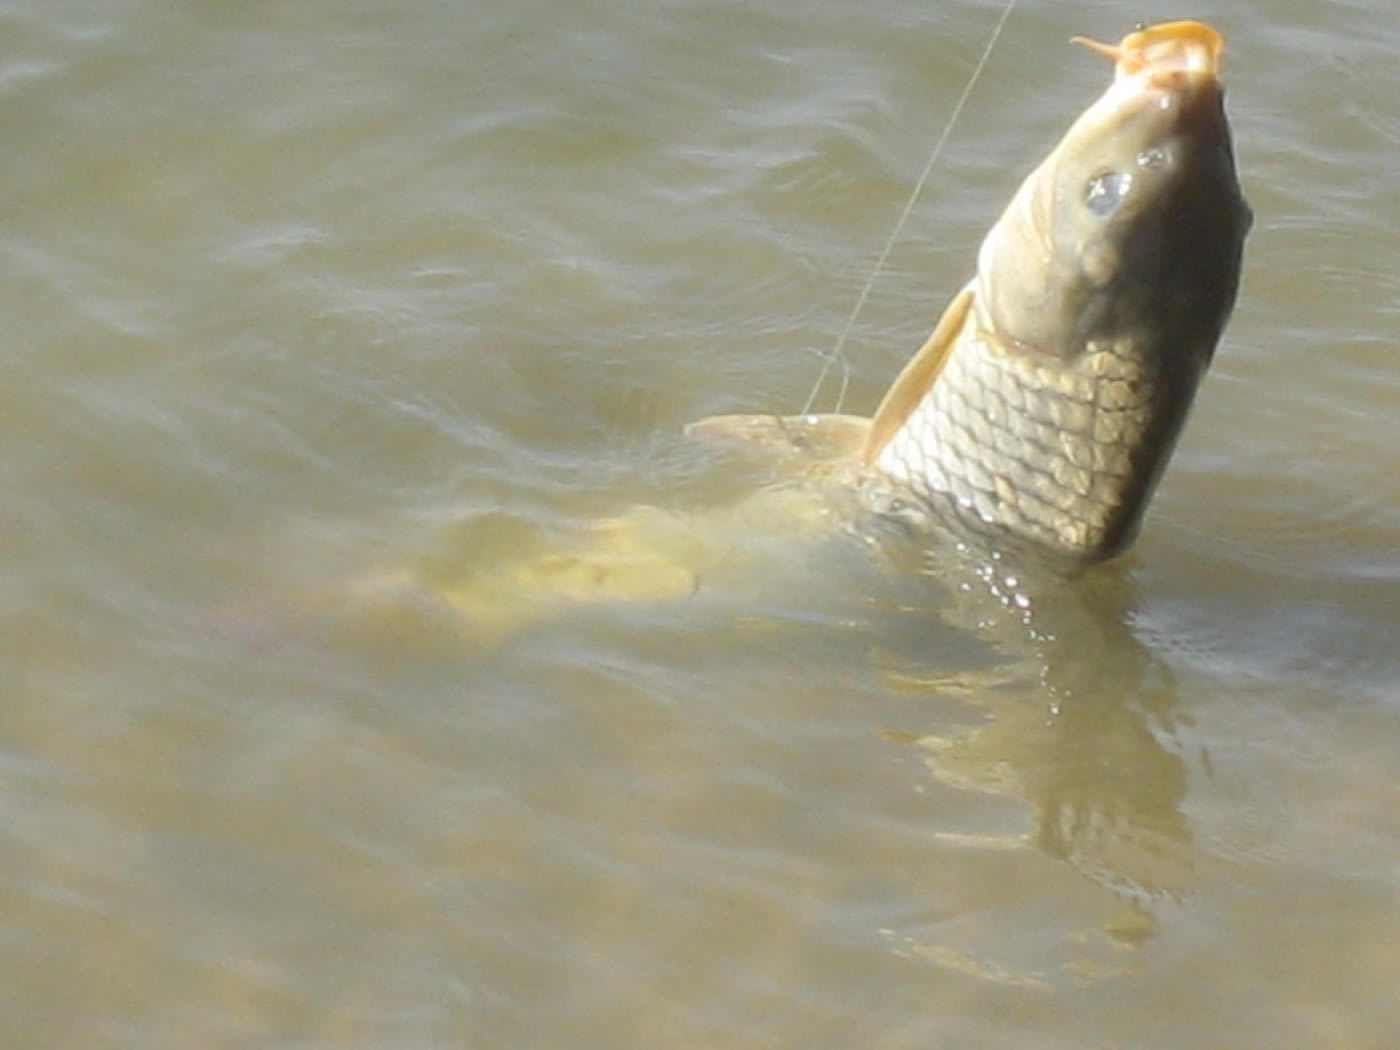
(4, 0), (1399, 1046)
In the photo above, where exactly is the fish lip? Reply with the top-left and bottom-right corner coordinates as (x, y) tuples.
(1072, 20), (1225, 82)
(1072, 21), (1229, 135)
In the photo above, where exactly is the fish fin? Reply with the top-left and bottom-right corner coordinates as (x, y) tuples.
(684, 412), (871, 474)
(862, 283), (975, 466)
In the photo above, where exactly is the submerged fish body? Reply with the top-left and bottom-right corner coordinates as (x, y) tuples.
(341, 21), (1249, 641)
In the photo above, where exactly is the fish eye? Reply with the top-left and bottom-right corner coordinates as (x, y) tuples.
(1084, 170), (1133, 217)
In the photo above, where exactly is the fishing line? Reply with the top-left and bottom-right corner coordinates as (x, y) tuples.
(801, 0), (1019, 416)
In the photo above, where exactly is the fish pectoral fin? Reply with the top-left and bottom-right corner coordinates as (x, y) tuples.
(862, 283), (975, 466)
(684, 412), (871, 471)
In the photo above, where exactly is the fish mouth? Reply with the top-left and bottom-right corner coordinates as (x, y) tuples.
(1068, 20), (1231, 150)
(1070, 20), (1223, 85)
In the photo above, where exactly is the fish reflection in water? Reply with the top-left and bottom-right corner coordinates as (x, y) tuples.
(315, 498), (1199, 973)
(884, 547), (1194, 936)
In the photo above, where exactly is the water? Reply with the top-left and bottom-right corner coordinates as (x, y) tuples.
(4, 0), (1399, 1046)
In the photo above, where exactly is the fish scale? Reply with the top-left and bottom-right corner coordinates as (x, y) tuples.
(870, 320), (1158, 559)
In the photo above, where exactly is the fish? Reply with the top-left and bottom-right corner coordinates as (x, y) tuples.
(690, 19), (1251, 569)
(309, 20), (1250, 645)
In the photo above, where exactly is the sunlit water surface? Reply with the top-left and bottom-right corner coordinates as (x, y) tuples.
(4, 0), (1399, 1047)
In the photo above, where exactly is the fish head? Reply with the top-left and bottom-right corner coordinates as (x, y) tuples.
(975, 20), (1251, 381)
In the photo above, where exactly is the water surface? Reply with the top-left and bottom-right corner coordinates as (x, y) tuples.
(4, 0), (1399, 1046)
